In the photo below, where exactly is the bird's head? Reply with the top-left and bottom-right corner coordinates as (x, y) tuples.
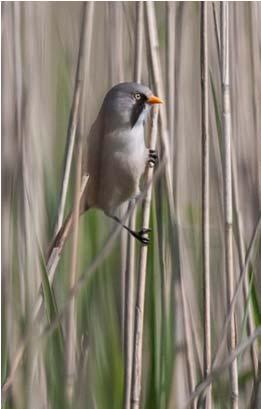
(101, 82), (163, 130)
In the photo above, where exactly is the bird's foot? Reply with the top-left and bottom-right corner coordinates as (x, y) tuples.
(133, 227), (151, 245)
(148, 149), (158, 167)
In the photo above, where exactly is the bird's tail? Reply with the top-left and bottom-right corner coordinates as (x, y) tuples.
(47, 211), (74, 263)
(46, 174), (89, 265)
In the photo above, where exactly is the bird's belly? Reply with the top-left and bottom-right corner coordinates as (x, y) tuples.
(86, 125), (147, 213)
(105, 151), (146, 206)
(87, 148), (147, 213)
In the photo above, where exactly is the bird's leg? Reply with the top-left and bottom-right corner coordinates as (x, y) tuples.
(110, 215), (151, 245)
(148, 148), (158, 167)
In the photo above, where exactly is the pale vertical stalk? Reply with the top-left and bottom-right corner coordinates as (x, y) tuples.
(119, 0), (127, 343)
(172, 4), (199, 404)
(221, 3), (238, 408)
(108, 2), (124, 84)
(180, 278), (197, 409)
(65, 2), (93, 399)
(175, 209), (198, 407)
(130, 107), (159, 409)
(107, 0), (125, 338)
(65, 106), (83, 401)
(201, 3), (212, 408)
(212, 2), (221, 68)
(146, 3), (189, 404)
(231, 10), (258, 370)
(155, 179), (168, 409)
(166, 2), (175, 160)
(250, 2), (261, 210)
(124, 4), (144, 409)
(212, 2), (258, 379)
(133, 1), (143, 82)
(145, 1), (175, 227)
(54, 2), (88, 234)
(232, 149), (258, 378)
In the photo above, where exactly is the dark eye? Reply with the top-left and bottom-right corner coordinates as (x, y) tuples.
(134, 92), (142, 101)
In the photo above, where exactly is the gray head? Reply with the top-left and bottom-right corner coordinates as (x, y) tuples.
(101, 82), (163, 130)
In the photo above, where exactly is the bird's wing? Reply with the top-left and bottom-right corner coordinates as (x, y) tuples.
(83, 112), (105, 179)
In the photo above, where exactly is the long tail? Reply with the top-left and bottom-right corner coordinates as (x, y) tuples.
(46, 175), (89, 265)
(47, 212), (74, 263)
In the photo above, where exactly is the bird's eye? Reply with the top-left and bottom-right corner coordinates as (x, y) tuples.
(134, 92), (142, 101)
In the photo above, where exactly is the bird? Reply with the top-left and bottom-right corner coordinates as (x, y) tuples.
(48, 82), (162, 260)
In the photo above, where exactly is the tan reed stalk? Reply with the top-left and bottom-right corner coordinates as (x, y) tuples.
(166, 1), (175, 161)
(146, 3), (199, 405)
(145, 1), (175, 216)
(54, 3), (89, 234)
(171, 4), (200, 403)
(65, 2), (93, 400)
(65, 112), (83, 400)
(200, 3), (212, 408)
(250, 2), (261, 210)
(212, 2), (221, 69)
(212, 1), (258, 381)
(108, 1), (126, 346)
(123, 3), (144, 409)
(175, 209), (198, 408)
(221, 3), (238, 407)
(232, 150), (258, 378)
(180, 276), (198, 409)
(130, 107), (159, 409)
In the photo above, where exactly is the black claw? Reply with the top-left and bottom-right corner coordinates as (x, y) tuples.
(140, 236), (150, 245)
(134, 227), (151, 245)
(148, 149), (158, 167)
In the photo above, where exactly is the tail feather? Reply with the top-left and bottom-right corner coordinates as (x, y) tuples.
(46, 175), (90, 265)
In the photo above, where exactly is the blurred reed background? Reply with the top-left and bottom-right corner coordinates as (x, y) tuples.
(2, 2), (261, 409)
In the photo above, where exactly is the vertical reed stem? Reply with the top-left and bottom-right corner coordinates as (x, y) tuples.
(221, 3), (239, 408)
(201, 3), (212, 408)
(65, 2), (93, 399)
(54, 2), (88, 234)
(124, 4), (144, 409)
(130, 107), (159, 409)
(166, 2), (175, 158)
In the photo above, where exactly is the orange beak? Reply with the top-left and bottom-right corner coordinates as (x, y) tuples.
(147, 95), (163, 104)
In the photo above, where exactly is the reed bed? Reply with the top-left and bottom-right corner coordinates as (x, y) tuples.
(2, 2), (261, 409)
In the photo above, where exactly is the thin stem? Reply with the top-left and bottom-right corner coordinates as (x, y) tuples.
(54, 2), (88, 234)
(212, 2), (221, 68)
(201, 3), (212, 408)
(180, 277), (197, 409)
(124, 3), (144, 409)
(133, 1), (143, 83)
(212, 1), (258, 381)
(130, 107), (159, 409)
(65, 3), (93, 399)
(145, 1), (175, 214)
(221, 3), (238, 407)
(166, 2), (175, 159)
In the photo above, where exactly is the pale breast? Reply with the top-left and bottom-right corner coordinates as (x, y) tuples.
(86, 124), (147, 214)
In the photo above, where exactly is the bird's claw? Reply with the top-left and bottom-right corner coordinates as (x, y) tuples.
(148, 149), (158, 167)
(136, 227), (151, 245)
